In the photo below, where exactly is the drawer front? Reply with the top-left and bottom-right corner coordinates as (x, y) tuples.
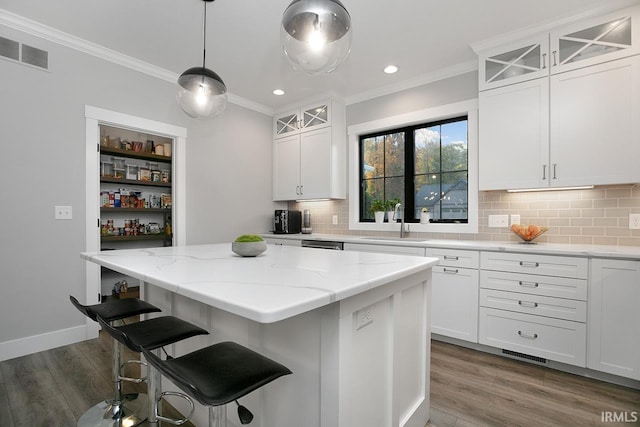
(480, 289), (587, 322)
(480, 269), (587, 300)
(479, 307), (586, 367)
(481, 251), (588, 279)
(426, 248), (479, 269)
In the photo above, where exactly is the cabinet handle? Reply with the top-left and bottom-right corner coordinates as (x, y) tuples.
(296, 186), (300, 195)
(552, 50), (557, 66)
(518, 330), (538, 339)
(443, 268), (459, 274)
(519, 280), (539, 288)
(519, 261), (539, 268)
(443, 255), (459, 261)
(542, 53), (547, 70)
(518, 300), (539, 308)
(552, 164), (557, 180)
(542, 164), (547, 180)
(300, 185), (303, 195)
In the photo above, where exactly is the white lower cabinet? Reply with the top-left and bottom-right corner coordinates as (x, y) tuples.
(479, 251), (588, 366)
(479, 307), (587, 366)
(426, 248), (479, 343)
(588, 258), (640, 380)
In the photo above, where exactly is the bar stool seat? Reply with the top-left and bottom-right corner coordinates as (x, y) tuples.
(141, 341), (292, 426)
(70, 295), (162, 427)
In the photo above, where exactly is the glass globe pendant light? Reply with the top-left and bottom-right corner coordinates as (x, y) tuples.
(176, 0), (227, 118)
(281, 0), (352, 74)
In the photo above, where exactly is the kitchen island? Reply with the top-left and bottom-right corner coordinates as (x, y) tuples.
(82, 243), (438, 427)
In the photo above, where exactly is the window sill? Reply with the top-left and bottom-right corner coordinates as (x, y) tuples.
(348, 221), (478, 234)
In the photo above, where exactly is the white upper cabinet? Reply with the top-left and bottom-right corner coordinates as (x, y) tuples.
(477, 5), (640, 190)
(273, 99), (346, 201)
(480, 35), (549, 90)
(478, 6), (639, 91)
(273, 101), (332, 139)
(550, 8), (638, 74)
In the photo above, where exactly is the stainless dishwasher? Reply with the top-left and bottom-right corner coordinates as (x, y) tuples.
(301, 240), (344, 250)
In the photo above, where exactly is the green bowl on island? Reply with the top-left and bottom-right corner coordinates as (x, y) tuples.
(232, 234), (267, 257)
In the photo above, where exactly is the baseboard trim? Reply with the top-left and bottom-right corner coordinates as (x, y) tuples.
(0, 323), (98, 362)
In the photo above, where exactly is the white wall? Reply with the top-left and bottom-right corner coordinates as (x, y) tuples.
(0, 24), (276, 360)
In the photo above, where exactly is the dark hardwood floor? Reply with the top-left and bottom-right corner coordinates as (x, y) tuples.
(1, 334), (638, 426)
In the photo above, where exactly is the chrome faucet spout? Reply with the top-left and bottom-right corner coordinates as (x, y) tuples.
(394, 203), (409, 238)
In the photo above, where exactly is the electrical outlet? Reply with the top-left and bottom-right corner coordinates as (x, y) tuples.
(629, 214), (640, 230)
(332, 215), (338, 225)
(356, 306), (373, 330)
(510, 214), (521, 226)
(55, 205), (72, 220)
(488, 214), (509, 228)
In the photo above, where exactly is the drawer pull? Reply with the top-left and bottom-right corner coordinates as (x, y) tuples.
(519, 261), (539, 268)
(443, 255), (459, 261)
(443, 268), (459, 274)
(518, 281), (539, 288)
(518, 331), (538, 340)
(518, 300), (538, 308)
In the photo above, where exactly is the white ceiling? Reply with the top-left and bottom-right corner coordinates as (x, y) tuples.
(1, 0), (637, 112)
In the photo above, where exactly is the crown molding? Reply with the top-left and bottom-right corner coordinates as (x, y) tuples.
(470, 0), (639, 54)
(0, 8), (274, 116)
(345, 60), (478, 106)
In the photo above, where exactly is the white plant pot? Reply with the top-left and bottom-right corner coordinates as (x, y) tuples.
(374, 211), (385, 224)
(387, 211), (396, 223)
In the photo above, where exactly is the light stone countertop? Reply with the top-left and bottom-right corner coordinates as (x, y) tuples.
(262, 233), (640, 260)
(82, 243), (438, 323)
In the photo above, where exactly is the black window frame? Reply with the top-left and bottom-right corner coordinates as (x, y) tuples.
(359, 115), (469, 223)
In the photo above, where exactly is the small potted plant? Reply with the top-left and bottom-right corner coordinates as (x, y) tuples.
(420, 207), (431, 224)
(386, 198), (401, 222)
(371, 199), (386, 224)
(232, 234), (267, 257)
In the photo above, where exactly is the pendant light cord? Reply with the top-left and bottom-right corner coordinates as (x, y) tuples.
(202, 0), (207, 68)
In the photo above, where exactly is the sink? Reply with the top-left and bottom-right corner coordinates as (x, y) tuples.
(359, 236), (429, 243)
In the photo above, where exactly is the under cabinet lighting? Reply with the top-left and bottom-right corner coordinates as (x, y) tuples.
(273, 89), (285, 96)
(507, 186), (594, 193)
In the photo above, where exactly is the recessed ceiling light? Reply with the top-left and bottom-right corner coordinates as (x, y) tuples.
(273, 89), (285, 96)
(383, 65), (398, 74)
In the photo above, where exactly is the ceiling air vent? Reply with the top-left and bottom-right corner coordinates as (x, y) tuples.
(0, 36), (49, 70)
(0, 36), (20, 61)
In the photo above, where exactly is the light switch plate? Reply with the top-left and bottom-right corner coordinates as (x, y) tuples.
(488, 214), (509, 228)
(511, 214), (521, 226)
(55, 205), (72, 220)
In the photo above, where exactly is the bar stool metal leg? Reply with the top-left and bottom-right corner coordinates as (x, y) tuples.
(77, 328), (148, 427)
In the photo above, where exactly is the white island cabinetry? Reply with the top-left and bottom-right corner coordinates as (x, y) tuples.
(82, 244), (436, 427)
(588, 258), (640, 380)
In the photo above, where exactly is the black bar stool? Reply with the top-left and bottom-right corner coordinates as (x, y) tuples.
(70, 295), (162, 427)
(140, 340), (292, 427)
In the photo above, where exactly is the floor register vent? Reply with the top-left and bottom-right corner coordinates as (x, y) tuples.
(0, 36), (49, 70)
(501, 349), (548, 365)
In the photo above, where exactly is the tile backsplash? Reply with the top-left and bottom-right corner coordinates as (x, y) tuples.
(290, 184), (640, 247)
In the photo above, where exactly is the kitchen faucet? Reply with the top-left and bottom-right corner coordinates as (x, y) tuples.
(393, 203), (410, 238)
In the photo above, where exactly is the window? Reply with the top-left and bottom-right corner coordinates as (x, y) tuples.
(360, 116), (468, 223)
